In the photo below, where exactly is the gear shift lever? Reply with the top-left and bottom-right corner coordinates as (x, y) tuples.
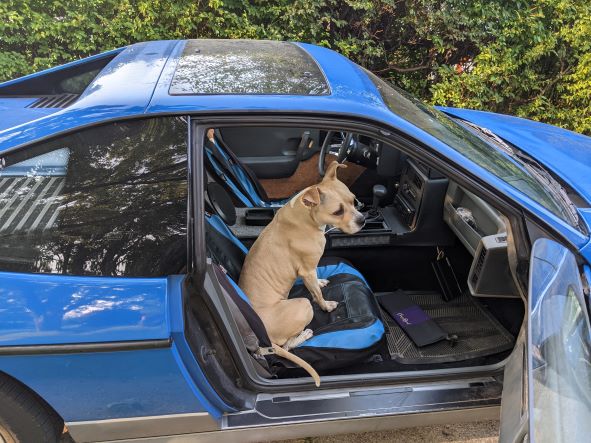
(368, 184), (387, 219)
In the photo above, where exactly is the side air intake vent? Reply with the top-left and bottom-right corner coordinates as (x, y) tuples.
(412, 173), (423, 189)
(27, 93), (78, 109)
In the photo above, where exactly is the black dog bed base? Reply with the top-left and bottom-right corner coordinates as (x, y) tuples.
(377, 291), (515, 364)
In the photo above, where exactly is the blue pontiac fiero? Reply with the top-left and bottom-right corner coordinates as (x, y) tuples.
(0, 40), (590, 443)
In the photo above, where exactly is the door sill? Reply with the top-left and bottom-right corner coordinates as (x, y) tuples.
(223, 376), (502, 429)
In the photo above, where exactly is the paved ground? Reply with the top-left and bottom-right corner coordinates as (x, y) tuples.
(275, 420), (499, 443)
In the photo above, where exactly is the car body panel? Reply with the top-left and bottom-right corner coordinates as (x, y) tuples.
(0, 41), (177, 154)
(0, 271), (170, 346)
(0, 346), (210, 422)
(0, 275), (233, 423)
(524, 238), (591, 442)
(0, 47), (124, 133)
(438, 107), (591, 206)
(0, 97), (57, 131)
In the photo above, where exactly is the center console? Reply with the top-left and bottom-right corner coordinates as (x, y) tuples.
(230, 158), (456, 249)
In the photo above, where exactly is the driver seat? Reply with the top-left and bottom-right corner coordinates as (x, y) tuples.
(205, 132), (290, 208)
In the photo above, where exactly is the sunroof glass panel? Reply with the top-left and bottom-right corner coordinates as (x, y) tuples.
(170, 40), (330, 96)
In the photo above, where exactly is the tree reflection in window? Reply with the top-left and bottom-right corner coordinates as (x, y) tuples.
(0, 117), (188, 277)
(170, 40), (329, 96)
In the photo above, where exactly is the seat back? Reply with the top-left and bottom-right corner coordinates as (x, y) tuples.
(205, 214), (247, 282)
(205, 133), (271, 207)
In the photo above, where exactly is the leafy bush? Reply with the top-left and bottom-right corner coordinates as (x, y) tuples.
(1, 0), (589, 133)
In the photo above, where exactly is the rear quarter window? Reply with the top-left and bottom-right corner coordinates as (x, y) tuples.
(0, 117), (188, 277)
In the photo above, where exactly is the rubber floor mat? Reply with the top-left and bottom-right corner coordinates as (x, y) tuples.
(377, 291), (515, 364)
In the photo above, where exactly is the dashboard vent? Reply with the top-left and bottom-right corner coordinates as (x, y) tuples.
(27, 93), (78, 109)
(471, 247), (487, 285)
(412, 173), (423, 189)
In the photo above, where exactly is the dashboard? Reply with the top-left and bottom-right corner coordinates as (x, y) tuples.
(443, 182), (518, 298)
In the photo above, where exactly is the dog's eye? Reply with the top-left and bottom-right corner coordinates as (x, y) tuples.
(332, 205), (344, 216)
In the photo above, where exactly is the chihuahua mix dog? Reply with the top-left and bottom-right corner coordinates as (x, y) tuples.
(239, 161), (365, 386)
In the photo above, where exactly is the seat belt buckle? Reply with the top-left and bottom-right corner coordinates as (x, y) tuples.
(257, 347), (276, 356)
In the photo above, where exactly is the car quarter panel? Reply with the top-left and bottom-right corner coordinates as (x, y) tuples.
(0, 273), (170, 346)
(0, 346), (212, 422)
(0, 40), (179, 155)
(0, 275), (230, 423)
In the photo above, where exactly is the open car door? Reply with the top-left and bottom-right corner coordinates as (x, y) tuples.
(500, 238), (591, 443)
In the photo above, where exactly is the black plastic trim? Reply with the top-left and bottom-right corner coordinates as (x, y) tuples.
(0, 339), (171, 356)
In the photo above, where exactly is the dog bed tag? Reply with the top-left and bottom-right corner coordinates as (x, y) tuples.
(378, 290), (451, 347)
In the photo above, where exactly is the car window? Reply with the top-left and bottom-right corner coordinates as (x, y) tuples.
(0, 117), (188, 277)
(170, 40), (330, 96)
(364, 69), (582, 230)
(530, 285), (591, 442)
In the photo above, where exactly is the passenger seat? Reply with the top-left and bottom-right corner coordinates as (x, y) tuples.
(205, 212), (386, 372)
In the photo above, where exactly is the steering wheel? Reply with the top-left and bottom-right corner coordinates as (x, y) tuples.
(318, 132), (354, 176)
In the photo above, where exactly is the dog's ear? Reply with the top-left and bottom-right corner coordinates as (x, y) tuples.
(323, 161), (347, 181)
(301, 186), (321, 207)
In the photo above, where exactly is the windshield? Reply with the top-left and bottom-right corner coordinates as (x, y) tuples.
(365, 70), (582, 230)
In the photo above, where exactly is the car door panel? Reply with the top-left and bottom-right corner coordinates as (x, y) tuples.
(219, 127), (320, 178)
(500, 238), (591, 443)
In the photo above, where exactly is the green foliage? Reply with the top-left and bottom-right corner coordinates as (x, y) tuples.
(1, 0), (589, 134)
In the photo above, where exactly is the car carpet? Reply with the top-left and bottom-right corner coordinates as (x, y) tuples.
(258, 153), (365, 200)
(376, 290), (515, 364)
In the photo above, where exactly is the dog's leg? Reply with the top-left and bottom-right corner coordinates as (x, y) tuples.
(300, 271), (338, 312)
(259, 298), (314, 347)
(318, 278), (329, 288)
(283, 328), (313, 351)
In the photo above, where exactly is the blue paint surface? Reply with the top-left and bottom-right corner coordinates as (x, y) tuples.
(0, 272), (169, 345)
(0, 348), (207, 421)
(438, 107), (591, 206)
(0, 274), (232, 421)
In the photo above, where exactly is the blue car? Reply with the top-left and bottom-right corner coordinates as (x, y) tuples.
(1, 39), (590, 443)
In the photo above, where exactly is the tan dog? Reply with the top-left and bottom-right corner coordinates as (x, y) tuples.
(239, 162), (365, 386)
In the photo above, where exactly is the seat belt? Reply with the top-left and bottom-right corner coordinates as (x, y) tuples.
(212, 264), (280, 373)
(213, 130), (271, 203)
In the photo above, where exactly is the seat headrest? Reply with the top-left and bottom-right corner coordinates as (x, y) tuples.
(206, 182), (236, 225)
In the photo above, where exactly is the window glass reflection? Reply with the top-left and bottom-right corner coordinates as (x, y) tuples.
(170, 40), (329, 96)
(0, 117), (188, 277)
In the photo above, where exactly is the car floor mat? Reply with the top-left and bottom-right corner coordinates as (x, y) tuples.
(376, 291), (515, 364)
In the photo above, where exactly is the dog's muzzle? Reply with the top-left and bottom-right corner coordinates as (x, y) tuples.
(355, 213), (366, 228)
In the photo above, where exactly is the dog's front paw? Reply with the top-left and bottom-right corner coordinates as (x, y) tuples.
(322, 300), (338, 312)
(318, 278), (330, 288)
(300, 328), (314, 341)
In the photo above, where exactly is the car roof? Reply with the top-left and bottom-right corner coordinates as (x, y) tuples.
(0, 40), (393, 153)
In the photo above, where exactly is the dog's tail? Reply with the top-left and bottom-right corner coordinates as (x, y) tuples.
(272, 344), (320, 387)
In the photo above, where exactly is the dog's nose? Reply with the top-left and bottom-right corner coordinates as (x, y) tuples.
(355, 213), (366, 226)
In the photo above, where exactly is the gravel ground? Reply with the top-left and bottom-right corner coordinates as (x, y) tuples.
(274, 420), (499, 443)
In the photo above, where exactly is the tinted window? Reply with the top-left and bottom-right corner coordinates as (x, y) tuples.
(170, 39), (329, 96)
(0, 117), (187, 277)
(365, 69), (581, 229)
